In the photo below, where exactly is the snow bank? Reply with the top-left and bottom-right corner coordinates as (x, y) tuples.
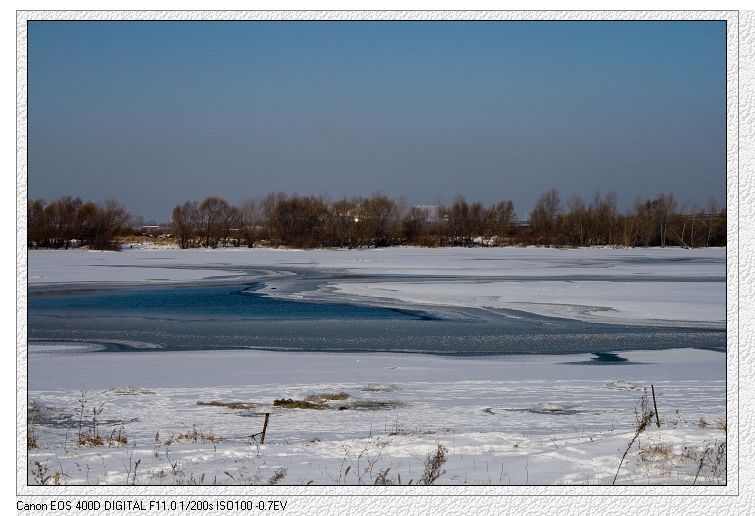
(27, 348), (726, 485)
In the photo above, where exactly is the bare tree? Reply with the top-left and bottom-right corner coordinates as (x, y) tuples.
(706, 198), (720, 248)
(272, 195), (328, 248)
(171, 201), (200, 249)
(360, 194), (399, 247)
(565, 196), (588, 246)
(488, 200), (515, 241)
(401, 206), (429, 245)
(89, 200), (130, 249)
(449, 194), (471, 246)
(529, 188), (561, 242)
(198, 197), (238, 248)
(27, 199), (47, 247)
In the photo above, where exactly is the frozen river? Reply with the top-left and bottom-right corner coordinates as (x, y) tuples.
(28, 279), (724, 356)
(27, 246), (726, 356)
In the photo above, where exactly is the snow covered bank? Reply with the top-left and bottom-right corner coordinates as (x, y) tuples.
(27, 348), (725, 486)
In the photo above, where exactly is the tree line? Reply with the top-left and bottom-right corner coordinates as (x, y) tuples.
(169, 190), (725, 249)
(26, 190), (726, 250)
(27, 197), (129, 250)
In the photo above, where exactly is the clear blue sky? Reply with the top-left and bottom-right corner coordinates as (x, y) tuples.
(28, 21), (726, 221)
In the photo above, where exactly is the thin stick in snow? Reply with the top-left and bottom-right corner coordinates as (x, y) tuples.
(260, 413), (270, 445)
(651, 385), (660, 427)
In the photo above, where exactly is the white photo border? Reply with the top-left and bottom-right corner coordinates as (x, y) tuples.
(15, 9), (749, 512)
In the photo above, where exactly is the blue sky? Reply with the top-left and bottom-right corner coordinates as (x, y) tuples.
(28, 21), (726, 221)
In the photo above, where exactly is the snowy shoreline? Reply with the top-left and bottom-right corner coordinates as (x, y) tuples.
(27, 347), (726, 485)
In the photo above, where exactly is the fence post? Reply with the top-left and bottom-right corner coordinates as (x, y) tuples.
(260, 413), (270, 444)
(651, 385), (660, 427)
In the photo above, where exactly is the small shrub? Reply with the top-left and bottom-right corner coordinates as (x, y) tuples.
(613, 391), (655, 484)
(267, 467), (287, 485)
(108, 426), (128, 446)
(374, 468), (393, 485)
(420, 444), (448, 485)
(77, 433), (105, 447)
(28, 406), (39, 449)
(30, 461), (61, 486)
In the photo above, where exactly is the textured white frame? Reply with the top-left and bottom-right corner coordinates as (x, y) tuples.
(16, 9), (750, 513)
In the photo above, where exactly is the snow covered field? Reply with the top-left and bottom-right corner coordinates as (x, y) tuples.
(24, 246), (727, 485)
(27, 347), (726, 486)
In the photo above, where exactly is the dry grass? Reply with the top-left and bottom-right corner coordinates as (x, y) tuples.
(77, 433), (106, 447)
(639, 442), (673, 462)
(28, 407), (39, 449)
(374, 468), (393, 485)
(164, 426), (220, 445)
(30, 461), (61, 486)
(613, 390), (655, 484)
(197, 400), (255, 410)
(108, 426), (128, 446)
(76, 426), (128, 447)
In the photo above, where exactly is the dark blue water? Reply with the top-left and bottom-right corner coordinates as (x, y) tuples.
(28, 284), (432, 321)
(27, 283), (725, 355)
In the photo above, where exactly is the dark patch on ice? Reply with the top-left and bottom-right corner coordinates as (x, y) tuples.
(28, 401), (138, 429)
(565, 352), (646, 365)
(28, 401), (80, 429)
(361, 384), (398, 392)
(106, 386), (156, 396)
(237, 412), (269, 418)
(606, 381), (641, 390)
(592, 352), (628, 362)
(504, 403), (581, 416)
(343, 400), (408, 411)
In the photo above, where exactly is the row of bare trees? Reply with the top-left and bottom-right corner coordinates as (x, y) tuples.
(25, 191), (725, 250)
(169, 193), (518, 249)
(529, 189), (726, 248)
(169, 191), (725, 249)
(27, 197), (130, 250)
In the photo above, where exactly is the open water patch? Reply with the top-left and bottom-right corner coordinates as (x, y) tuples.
(27, 283), (437, 321)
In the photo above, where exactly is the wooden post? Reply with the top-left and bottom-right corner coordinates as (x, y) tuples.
(651, 385), (660, 427)
(260, 413), (270, 444)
